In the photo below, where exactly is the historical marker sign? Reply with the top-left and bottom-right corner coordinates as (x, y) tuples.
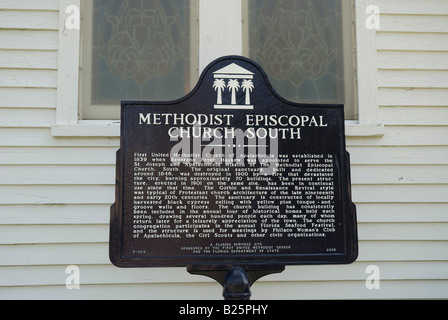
(109, 56), (358, 268)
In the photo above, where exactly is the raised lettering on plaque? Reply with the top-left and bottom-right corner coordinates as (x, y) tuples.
(109, 56), (358, 268)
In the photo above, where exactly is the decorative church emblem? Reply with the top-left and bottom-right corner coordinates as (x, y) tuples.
(213, 63), (255, 110)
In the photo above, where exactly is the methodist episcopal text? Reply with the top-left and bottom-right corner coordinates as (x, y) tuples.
(109, 56), (358, 268)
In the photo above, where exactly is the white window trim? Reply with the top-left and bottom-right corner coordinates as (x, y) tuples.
(52, 0), (384, 138)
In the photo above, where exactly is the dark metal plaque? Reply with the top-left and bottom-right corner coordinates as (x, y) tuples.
(110, 56), (358, 268)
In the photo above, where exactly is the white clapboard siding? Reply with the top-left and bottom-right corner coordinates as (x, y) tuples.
(2, 261), (448, 287)
(2, 241), (447, 267)
(2, 222), (448, 245)
(378, 51), (448, 70)
(0, 50), (58, 70)
(0, 0), (447, 300)
(0, 283), (224, 301)
(0, 204), (111, 225)
(0, 165), (115, 185)
(2, 164), (446, 185)
(0, 147), (118, 164)
(377, 33), (448, 51)
(381, 14), (448, 33)
(1, 184), (447, 206)
(2, 202), (448, 227)
(0, 109), (56, 128)
(0, 185), (115, 205)
(355, 203), (448, 223)
(379, 88), (448, 107)
(252, 281), (448, 300)
(379, 107), (448, 126)
(0, 128), (120, 147)
(0, 146), (446, 165)
(0, 11), (59, 30)
(3, 126), (448, 147)
(352, 185), (448, 203)
(351, 165), (448, 184)
(348, 126), (448, 147)
(0, 30), (58, 50)
(1, 280), (447, 300)
(0, 88), (57, 109)
(0, 0), (58, 10)
(378, 0), (448, 14)
(348, 146), (448, 164)
(0, 225), (109, 245)
(378, 70), (448, 89)
(0, 69), (57, 88)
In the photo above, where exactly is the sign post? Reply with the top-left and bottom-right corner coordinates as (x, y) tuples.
(110, 56), (358, 299)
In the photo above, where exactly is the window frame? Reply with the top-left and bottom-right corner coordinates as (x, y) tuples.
(242, 0), (357, 120)
(52, 0), (384, 137)
(80, 0), (199, 120)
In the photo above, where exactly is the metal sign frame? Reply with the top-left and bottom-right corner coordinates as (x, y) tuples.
(109, 56), (358, 269)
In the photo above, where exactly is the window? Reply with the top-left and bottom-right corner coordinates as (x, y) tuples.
(54, 0), (384, 137)
(80, 0), (199, 120)
(244, 0), (356, 120)
(80, 0), (354, 120)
